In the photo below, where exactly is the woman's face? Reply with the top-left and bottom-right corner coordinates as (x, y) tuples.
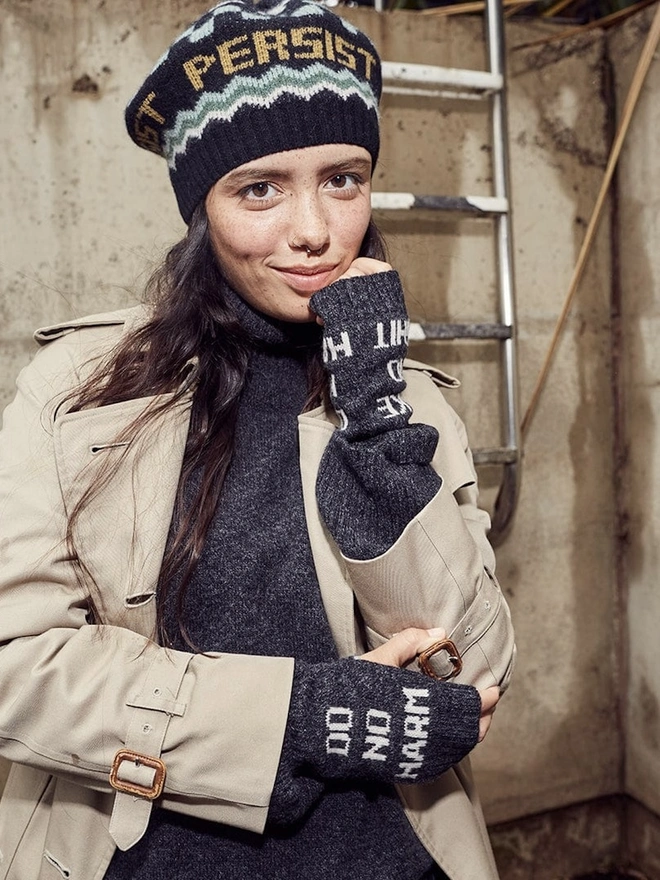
(205, 143), (373, 323)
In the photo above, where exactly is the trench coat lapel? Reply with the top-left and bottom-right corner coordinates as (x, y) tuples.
(51, 362), (461, 657)
(54, 390), (356, 651)
(53, 393), (193, 637)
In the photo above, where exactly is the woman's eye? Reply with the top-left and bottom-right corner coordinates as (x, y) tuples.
(327, 174), (357, 191)
(243, 182), (276, 200)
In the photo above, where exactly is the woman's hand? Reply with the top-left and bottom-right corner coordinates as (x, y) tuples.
(314, 258), (393, 324)
(359, 626), (446, 667)
(477, 685), (499, 742)
(358, 626), (500, 743)
(336, 257), (393, 280)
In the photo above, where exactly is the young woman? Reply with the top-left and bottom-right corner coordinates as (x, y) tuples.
(0, 1), (515, 878)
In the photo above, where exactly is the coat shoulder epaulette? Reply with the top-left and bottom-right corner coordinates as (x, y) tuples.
(34, 305), (150, 345)
(403, 357), (460, 389)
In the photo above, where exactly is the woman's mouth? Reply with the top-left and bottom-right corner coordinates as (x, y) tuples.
(273, 264), (339, 293)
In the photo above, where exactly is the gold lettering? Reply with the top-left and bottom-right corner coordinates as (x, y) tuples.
(334, 35), (356, 71)
(217, 34), (254, 74)
(291, 26), (323, 60)
(252, 29), (290, 64)
(136, 91), (165, 125)
(356, 46), (376, 80)
(324, 29), (335, 61)
(183, 54), (217, 90)
(134, 121), (161, 155)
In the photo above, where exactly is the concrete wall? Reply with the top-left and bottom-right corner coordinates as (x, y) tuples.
(610, 5), (660, 826)
(0, 0), (653, 871)
(348, 8), (620, 826)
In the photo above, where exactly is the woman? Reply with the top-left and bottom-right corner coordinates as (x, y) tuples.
(0, 1), (515, 878)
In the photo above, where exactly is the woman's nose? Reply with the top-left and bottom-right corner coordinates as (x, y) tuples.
(288, 194), (330, 254)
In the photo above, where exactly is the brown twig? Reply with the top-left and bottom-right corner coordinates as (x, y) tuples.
(512, 0), (658, 50)
(541, 0), (574, 16)
(420, 0), (529, 15)
(520, 0), (660, 439)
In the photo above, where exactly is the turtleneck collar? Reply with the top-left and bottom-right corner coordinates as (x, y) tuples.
(223, 281), (322, 350)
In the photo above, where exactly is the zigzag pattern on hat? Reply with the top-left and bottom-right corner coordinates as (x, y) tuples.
(165, 62), (379, 168)
(126, 0), (381, 220)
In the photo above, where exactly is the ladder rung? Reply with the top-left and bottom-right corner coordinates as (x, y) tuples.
(382, 61), (503, 99)
(472, 447), (519, 465)
(371, 193), (508, 215)
(409, 322), (512, 341)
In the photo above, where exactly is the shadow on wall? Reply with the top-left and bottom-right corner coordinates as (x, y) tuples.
(572, 874), (651, 879)
(620, 195), (660, 765)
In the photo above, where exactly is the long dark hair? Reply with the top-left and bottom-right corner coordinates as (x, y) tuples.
(67, 203), (386, 647)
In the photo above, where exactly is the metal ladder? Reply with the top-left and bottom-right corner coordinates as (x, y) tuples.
(371, 0), (520, 544)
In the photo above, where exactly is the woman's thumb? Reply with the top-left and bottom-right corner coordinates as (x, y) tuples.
(359, 627), (447, 668)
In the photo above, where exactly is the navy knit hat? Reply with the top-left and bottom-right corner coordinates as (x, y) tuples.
(125, 0), (382, 223)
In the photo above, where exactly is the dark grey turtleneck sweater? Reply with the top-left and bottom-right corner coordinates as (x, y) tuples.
(104, 282), (476, 880)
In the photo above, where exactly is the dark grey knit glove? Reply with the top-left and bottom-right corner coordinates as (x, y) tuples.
(267, 743), (326, 826)
(315, 428), (442, 559)
(310, 271), (415, 441)
(311, 270), (442, 559)
(268, 658), (480, 825)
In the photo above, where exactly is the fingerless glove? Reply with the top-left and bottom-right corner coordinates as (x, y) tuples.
(268, 658), (480, 824)
(311, 271), (417, 440)
(310, 271), (442, 559)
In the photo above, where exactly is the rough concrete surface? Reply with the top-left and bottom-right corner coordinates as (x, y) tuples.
(341, 14), (620, 828)
(626, 797), (660, 880)
(0, 0), (618, 824)
(490, 796), (624, 880)
(491, 794), (660, 880)
(608, 5), (660, 827)
(1, 1), (658, 877)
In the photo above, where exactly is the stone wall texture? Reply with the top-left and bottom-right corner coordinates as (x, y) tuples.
(1, 0), (659, 876)
(609, 0), (660, 830)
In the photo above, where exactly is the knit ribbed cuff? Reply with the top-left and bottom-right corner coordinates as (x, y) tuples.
(310, 270), (412, 440)
(284, 659), (481, 787)
(310, 269), (406, 324)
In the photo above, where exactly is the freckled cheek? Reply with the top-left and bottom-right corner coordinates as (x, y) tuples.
(339, 206), (372, 255)
(232, 221), (284, 263)
(214, 231), (273, 271)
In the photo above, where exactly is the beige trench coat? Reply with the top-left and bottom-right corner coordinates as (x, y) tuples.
(0, 307), (515, 880)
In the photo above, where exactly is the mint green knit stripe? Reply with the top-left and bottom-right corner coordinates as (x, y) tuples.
(165, 63), (378, 167)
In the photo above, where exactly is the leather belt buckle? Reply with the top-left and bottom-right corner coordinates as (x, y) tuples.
(109, 748), (166, 800)
(417, 638), (463, 681)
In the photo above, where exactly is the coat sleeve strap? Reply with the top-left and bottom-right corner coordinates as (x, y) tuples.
(109, 648), (193, 850)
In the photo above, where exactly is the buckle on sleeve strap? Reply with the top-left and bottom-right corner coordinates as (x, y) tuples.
(109, 748), (167, 800)
(417, 638), (463, 681)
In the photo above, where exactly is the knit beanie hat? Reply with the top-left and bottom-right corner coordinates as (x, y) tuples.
(125, 0), (382, 223)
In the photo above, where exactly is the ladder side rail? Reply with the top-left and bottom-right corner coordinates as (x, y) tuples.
(371, 0), (522, 541)
(486, 0), (522, 543)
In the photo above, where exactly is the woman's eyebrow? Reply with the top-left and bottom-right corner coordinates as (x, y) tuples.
(319, 157), (373, 176)
(222, 166), (288, 186)
(221, 156), (372, 188)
